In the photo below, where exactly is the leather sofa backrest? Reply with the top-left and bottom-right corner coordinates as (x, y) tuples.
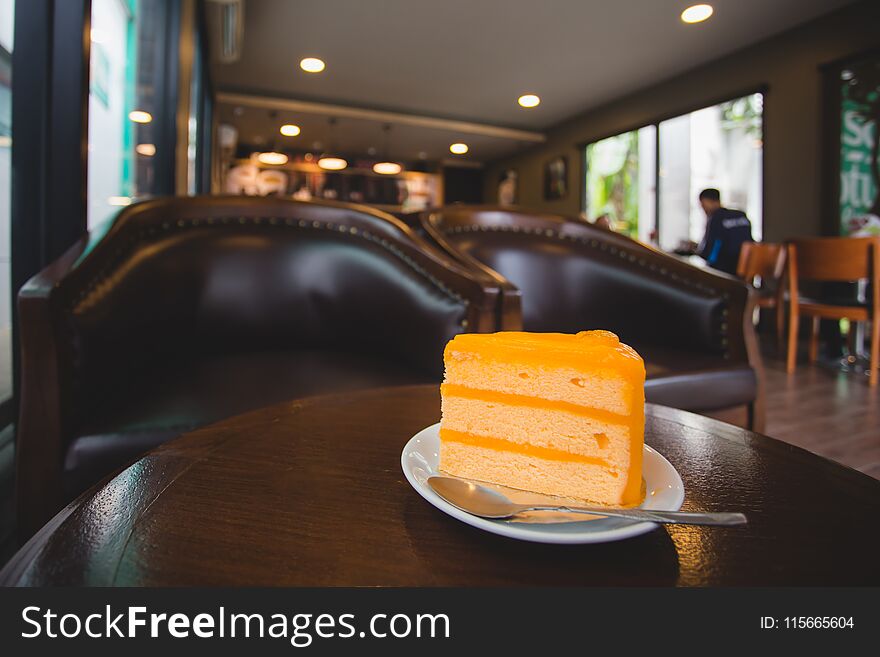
(44, 197), (498, 428)
(423, 205), (751, 361)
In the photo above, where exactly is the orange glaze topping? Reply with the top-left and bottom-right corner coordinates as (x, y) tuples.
(444, 330), (645, 386)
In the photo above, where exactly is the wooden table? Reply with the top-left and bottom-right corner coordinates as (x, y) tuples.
(3, 385), (879, 586)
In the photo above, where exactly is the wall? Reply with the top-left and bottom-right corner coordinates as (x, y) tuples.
(443, 165), (484, 204)
(484, 0), (880, 241)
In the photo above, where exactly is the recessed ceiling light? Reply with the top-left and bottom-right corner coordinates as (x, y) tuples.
(318, 156), (347, 170)
(681, 4), (713, 23)
(373, 161), (402, 175)
(280, 124), (301, 137)
(107, 196), (132, 206)
(518, 94), (540, 108)
(300, 57), (326, 73)
(449, 143), (468, 155)
(258, 151), (289, 165)
(129, 110), (153, 124)
(135, 143), (156, 156)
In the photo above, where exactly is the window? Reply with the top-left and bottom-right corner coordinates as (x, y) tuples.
(659, 94), (763, 250)
(0, 0), (13, 404)
(584, 92), (763, 249)
(88, 0), (136, 228)
(88, 0), (165, 229)
(584, 125), (655, 242)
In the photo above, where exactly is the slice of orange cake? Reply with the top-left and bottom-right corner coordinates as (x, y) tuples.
(439, 330), (645, 507)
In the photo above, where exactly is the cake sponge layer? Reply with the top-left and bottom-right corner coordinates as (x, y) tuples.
(440, 393), (634, 472)
(444, 358), (634, 416)
(440, 440), (633, 506)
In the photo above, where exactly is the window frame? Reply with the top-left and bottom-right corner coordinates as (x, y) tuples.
(6, 0), (211, 435)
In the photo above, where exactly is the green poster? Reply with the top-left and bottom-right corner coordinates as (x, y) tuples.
(839, 61), (880, 236)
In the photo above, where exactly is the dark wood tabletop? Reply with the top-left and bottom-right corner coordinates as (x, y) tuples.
(3, 385), (879, 586)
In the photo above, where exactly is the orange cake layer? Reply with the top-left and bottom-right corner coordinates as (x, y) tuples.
(439, 330), (645, 506)
(440, 383), (632, 426)
(439, 428), (611, 467)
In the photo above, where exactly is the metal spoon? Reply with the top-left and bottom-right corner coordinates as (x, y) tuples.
(427, 476), (747, 526)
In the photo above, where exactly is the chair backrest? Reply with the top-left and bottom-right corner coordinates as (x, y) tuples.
(422, 205), (753, 361)
(787, 237), (879, 282)
(31, 197), (501, 429)
(736, 242), (785, 286)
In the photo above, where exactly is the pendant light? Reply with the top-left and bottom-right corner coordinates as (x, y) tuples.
(373, 124), (402, 175)
(259, 109), (289, 165)
(318, 118), (347, 171)
(257, 137), (288, 166)
(258, 150), (289, 165)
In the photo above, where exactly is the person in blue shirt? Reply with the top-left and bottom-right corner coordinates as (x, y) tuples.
(692, 188), (753, 275)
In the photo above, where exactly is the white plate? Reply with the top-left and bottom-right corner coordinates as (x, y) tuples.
(401, 422), (685, 544)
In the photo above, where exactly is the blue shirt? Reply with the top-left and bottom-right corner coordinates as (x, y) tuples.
(697, 208), (753, 275)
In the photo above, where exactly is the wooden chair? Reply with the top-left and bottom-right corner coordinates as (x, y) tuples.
(737, 242), (786, 350)
(785, 237), (880, 386)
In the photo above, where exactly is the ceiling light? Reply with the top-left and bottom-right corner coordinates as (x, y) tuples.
(135, 143), (156, 156)
(107, 196), (132, 206)
(300, 57), (326, 73)
(318, 156), (347, 171)
(258, 151), (289, 165)
(0, 136), (11, 148)
(518, 94), (540, 108)
(449, 143), (468, 155)
(373, 161), (402, 175)
(129, 110), (153, 124)
(280, 124), (301, 137)
(681, 4), (713, 23)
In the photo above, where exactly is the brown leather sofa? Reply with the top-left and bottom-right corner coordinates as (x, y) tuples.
(421, 205), (765, 431)
(16, 196), (501, 536)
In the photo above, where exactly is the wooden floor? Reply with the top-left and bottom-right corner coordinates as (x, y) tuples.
(762, 350), (880, 480)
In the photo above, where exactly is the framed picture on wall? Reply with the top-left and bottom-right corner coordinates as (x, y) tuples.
(544, 155), (568, 200)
